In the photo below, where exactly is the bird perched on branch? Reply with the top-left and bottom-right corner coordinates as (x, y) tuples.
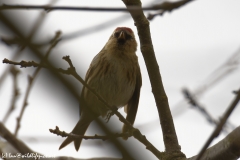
(59, 27), (142, 151)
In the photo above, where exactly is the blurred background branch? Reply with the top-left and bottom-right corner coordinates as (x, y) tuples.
(2, 66), (20, 123)
(0, 0), (194, 14)
(188, 126), (240, 160)
(196, 89), (240, 160)
(182, 88), (235, 134)
(14, 31), (61, 137)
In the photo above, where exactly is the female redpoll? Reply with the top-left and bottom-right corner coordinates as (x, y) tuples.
(59, 27), (142, 151)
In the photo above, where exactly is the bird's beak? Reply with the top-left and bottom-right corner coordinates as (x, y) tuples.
(118, 31), (126, 40)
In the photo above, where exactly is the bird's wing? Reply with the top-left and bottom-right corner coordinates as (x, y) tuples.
(123, 65), (142, 137)
(79, 50), (104, 116)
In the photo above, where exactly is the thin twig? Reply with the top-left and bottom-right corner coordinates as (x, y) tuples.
(0, 4), (147, 11)
(147, 0), (194, 20)
(49, 126), (131, 141)
(0, 2), (193, 12)
(2, 58), (45, 68)
(196, 88), (240, 160)
(0, 0), (56, 92)
(171, 47), (240, 119)
(14, 31), (61, 137)
(2, 66), (20, 123)
(182, 88), (235, 133)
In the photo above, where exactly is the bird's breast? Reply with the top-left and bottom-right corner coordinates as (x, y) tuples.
(84, 54), (138, 116)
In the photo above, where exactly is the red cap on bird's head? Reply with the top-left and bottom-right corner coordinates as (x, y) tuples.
(108, 27), (136, 48)
(115, 27), (133, 33)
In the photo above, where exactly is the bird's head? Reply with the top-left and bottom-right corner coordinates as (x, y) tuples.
(105, 27), (137, 54)
(113, 27), (135, 44)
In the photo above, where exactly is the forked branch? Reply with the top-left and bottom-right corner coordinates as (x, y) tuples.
(3, 55), (163, 159)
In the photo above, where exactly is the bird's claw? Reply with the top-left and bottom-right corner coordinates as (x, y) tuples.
(105, 112), (113, 123)
(105, 106), (118, 123)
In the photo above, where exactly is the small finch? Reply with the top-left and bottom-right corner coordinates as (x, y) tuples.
(59, 27), (142, 151)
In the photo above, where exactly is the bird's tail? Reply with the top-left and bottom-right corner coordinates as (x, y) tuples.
(59, 113), (94, 151)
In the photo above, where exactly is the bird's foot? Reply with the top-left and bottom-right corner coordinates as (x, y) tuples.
(105, 106), (118, 123)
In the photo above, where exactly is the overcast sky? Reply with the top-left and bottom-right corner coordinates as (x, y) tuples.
(0, 0), (240, 159)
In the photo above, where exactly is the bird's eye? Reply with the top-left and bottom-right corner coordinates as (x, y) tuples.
(114, 31), (133, 40)
(126, 34), (133, 40)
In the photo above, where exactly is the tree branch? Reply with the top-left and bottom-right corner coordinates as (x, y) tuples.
(3, 55), (163, 159)
(2, 66), (20, 123)
(0, 122), (122, 160)
(182, 88), (235, 133)
(122, 0), (185, 159)
(49, 126), (131, 141)
(13, 31), (61, 137)
(148, 0), (194, 20)
(0, 1), (194, 13)
(0, 1), (52, 88)
(0, 122), (34, 154)
(188, 126), (240, 160)
(195, 88), (240, 160)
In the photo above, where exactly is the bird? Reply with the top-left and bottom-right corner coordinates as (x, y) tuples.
(59, 27), (142, 151)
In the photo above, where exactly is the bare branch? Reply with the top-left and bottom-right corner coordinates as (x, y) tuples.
(0, 1), (193, 13)
(0, 0), (195, 50)
(195, 88), (240, 160)
(2, 66), (20, 123)
(171, 46), (240, 119)
(182, 88), (235, 133)
(188, 126), (240, 160)
(0, 122), (34, 154)
(0, 122), (122, 160)
(49, 126), (131, 141)
(3, 58), (45, 68)
(122, 0), (185, 159)
(147, 0), (194, 20)
(14, 31), (61, 136)
(0, 1), (54, 89)
(3, 55), (163, 158)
